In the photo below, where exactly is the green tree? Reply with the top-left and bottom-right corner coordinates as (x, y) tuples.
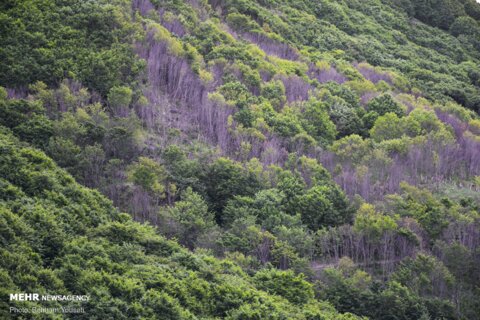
(301, 98), (337, 144)
(160, 188), (215, 249)
(370, 112), (420, 142)
(127, 157), (166, 196)
(253, 269), (314, 304)
(107, 86), (133, 115)
(0, 99), (53, 147)
(219, 81), (250, 103)
(297, 182), (351, 230)
(450, 16), (480, 37)
(353, 203), (397, 240)
(261, 80), (286, 110)
(391, 254), (455, 298)
(204, 157), (260, 216)
(391, 183), (450, 240)
(328, 101), (363, 138)
(413, 0), (465, 30)
(298, 186), (334, 230)
(276, 171), (305, 215)
(330, 134), (371, 163)
(366, 94), (405, 118)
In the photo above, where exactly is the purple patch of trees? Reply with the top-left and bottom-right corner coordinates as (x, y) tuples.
(159, 9), (187, 37)
(132, 0), (155, 16)
(354, 62), (393, 85)
(329, 135), (480, 202)
(308, 63), (347, 84)
(276, 75), (312, 102)
(243, 32), (299, 60)
(315, 225), (420, 274)
(360, 91), (379, 105)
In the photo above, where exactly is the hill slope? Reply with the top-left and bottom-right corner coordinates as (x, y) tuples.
(0, 126), (363, 319)
(0, 0), (480, 319)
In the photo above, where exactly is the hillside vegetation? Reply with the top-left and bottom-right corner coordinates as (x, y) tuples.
(0, 0), (479, 319)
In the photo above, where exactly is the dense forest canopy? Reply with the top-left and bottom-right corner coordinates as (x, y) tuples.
(0, 0), (479, 319)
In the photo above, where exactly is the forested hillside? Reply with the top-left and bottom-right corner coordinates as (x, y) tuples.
(0, 0), (479, 319)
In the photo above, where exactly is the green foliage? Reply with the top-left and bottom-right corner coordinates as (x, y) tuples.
(330, 134), (371, 163)
(108, 86), (133, 110)
(0, 100), (53, 150)
(0, 87), (7, 100)
(392, 254), (455, 297)
(413, 0), (466, 30)
(271, 107), (304, 138)
(328, 102), (363, 138)
(0, 0), (143, 96)
(127, 157), (166, 195)
(162, 145), (201, 195)
(253, 268), (314, 304)
(160, 188), (215, 249)
(204, 157), (260, 216)
(219, 81), (251, 104)
(366, 94), (405, 118)
(323, 82), (360, 109)
(261, 80), (286, 110)
(354, 203), (397, 239)
(226, 13), (261, 33)
(319, 263), (456, 320)
(299, 185), (351, 230)
(276, 170), (306, 215)
(370, 112), (419, 142)
(301, 98), (337, 144)
(389, 183), (451, 240)
(450, 16), (480, 37)
(370, 108), (453, 142)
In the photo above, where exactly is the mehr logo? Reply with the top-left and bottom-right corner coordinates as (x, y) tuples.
(10, 294), (39, 301)
(10, 293), (90, 301)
